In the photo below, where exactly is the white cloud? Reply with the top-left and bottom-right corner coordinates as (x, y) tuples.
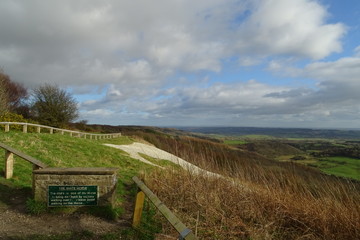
(355, 46), (360, 56)
(235, 0), (346, 59)
(0, 0), (354, 127)
(83, 109), (113, 116)
(239, 56), (262, 66)
(304, 57), (360, 83)
(0, 0), (346, 87)
(264, 56), (360, 121)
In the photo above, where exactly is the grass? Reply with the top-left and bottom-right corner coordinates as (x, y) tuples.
(239, 134), (276, 139)
(313, 156), (360, 180)
(138, 153), (182, 170)
(0, 130), (163, 238)
(2, 128), (360, 239)
(223, 139), (247, 145)
(126, 131), (360, 240)
(278, 155), (360, 181)
(122, 199), (163, 240)
(146, 160), (360, 239)
(25, 198), (47, 215)
(0, 131), (147, 187)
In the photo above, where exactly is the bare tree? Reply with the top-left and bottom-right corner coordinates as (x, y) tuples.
(31, 84), (79, 128)
(0, 70), (28, 114)
(0, 75), (8, 115)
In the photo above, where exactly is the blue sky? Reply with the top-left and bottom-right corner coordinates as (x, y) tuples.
(1, 0), (360, 128)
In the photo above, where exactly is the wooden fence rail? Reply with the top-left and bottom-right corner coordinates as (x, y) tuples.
(0, 122), (121, 139)
(0, 142), (47, 179)
(132, 176), (198, 240)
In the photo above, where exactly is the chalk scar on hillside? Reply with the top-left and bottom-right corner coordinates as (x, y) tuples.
(104, 142), (221, 178)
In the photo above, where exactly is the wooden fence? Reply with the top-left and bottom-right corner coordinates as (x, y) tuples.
(1, 124), (196, 238)
(132, 176), (198, 240)
(0, 122), (121, 139)
(0, 140), (197, 239)
(0, 142), (47, 180)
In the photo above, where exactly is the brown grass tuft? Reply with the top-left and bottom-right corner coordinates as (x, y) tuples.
(146, 167), (359, 239)
(128, 132), (360, 239)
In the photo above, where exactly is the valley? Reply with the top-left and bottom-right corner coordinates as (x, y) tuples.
(175, 126), (360, 181)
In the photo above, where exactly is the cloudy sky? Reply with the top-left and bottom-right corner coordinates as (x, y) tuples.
(1, 0), (359, 128)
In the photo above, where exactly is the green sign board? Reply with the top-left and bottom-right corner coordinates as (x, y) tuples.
(48, 185), (98, 207)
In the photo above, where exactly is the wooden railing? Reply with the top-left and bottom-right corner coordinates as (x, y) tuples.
(132, 176), (198, 240)
(0, 142), (47, 179)
(0, 122), (121, 139)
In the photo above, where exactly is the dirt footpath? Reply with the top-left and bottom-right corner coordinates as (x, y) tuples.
(0, 182), (130, 239)
(0, 209), (122, 238)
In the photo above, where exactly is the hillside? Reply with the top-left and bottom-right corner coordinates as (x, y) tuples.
(237, 140), (304, 158)
(0, 131), (161, 239)
(0, 127), (360, 239)
(107, 127), (360, 239)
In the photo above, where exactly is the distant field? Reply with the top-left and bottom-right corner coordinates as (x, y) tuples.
(223, 139), (247, 145)
(177, 126), (360, 139)
(219, 135), (275, 145)
(311, 157), (360, 180)
(240, 134), (277, 139)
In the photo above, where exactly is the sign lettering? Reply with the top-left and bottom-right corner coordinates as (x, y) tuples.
(48, 185), (98, 207)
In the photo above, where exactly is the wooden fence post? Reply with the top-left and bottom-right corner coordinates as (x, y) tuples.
(5, 150), (14, 179)
(132, 176), (198, 240)
(50, 128), (53, 134)
(5, 124), (9, 132)
(32, 164), (41, 196)
(133, 190), (146, 227)
(23, 124), (28, 133)
(37, 126), (41, 133)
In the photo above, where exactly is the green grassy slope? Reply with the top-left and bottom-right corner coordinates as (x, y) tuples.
(2, 128), (360, 239)
(0, 131), (174, 239)
(312, 156), (360, 180)
(0, 131), (153, 198)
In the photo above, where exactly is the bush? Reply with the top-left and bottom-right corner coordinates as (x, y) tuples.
(30, 84), (78, 128)
(0, 112), (39, 131)
(0, 74), (8, 115)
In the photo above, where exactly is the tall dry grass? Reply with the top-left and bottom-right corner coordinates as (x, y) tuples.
(129, 131), (360, 239)
(146, 168), (359, 239)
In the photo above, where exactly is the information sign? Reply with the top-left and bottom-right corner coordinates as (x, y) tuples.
(48, 185), (98, 207)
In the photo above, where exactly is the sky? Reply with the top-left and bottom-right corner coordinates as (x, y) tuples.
(0, 0), (360, 128)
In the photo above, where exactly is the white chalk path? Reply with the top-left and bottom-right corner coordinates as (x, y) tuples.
(104, 142), (221, 178)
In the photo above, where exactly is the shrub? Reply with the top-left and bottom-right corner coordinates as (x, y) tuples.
(30, 84), (78, 128)
(0, 79), (8, 115)
(0, 112), (39, 131)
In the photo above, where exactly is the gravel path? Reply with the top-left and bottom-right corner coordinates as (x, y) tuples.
(104, 142), (221, 178)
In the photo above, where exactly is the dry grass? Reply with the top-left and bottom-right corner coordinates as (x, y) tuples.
(146, 170), (359, 239)
(130, 132), (360, 239)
